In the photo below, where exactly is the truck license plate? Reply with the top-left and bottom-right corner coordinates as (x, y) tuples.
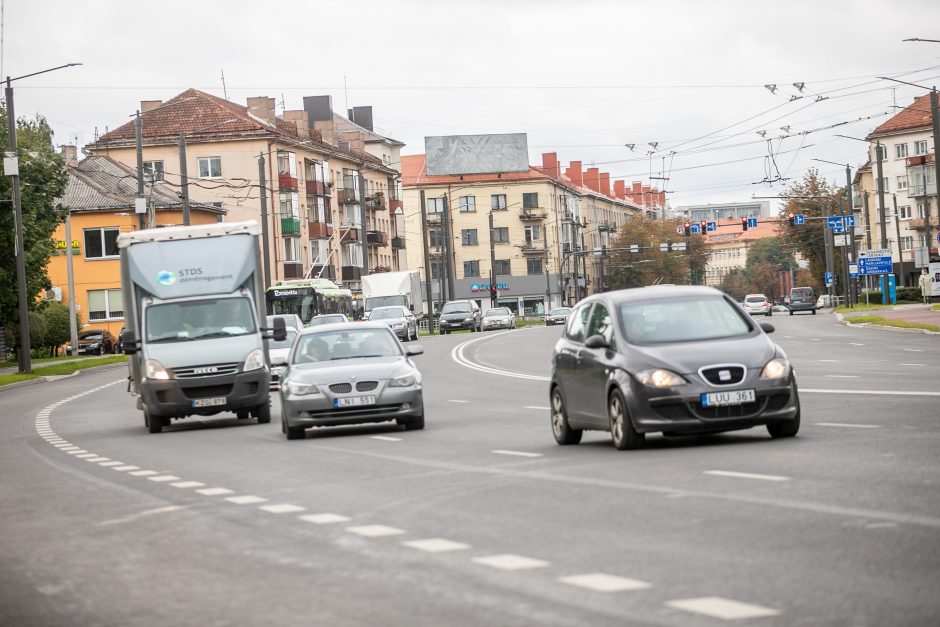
(334, 395), (376, 408)
(192, 396), (227, 408)
(701, 389), (755, 407)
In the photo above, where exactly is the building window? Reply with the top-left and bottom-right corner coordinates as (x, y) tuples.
(897, 175), (909, 190)
(895, 144), (909, 159)
(87, 288), (123, 320)
(427, 197), (444, 214)
(522, 192), (539, 209)
(198, 156), (222, 178)
(429, 229), (445, 248)
(463, 260), (480, 277)
(277, 151), (297, 176)
(491, 194), (507, 210)
(900, 236), (913, 251)
(143, 160), (164, 181)
(84, 227), (120, 259)
(524, 225), (541, 242)
(874, 145), (887, 160)
(430, 262), (443, 280)
(459, 196), (476, 212)
(917, 203), (927, 218)
(527, 258), (543, 274)
(491, 227), (509, 243)
(915, 140), (928, 155)
(493, 259), (511, 275)
(283, 237), (299, 262)
(898, 205), (911, 219)
(279, 192), (300, 219)
(461, 228), (478, 245)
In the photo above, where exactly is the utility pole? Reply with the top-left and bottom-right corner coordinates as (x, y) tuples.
(846, 164), (859, 306)
(135, 111), (146, 230)
(358, 168), (368, 279)
(488, 210), (498, 309)
(824, 199), (835, 304)
(64, 212), (79, 360)
(838, 198), (851, 306)
(179, 133), (191, 226)
(419, 190), (434, 333)
(875, 141), (888, 249)
(258, 153), (271, 287)
(579, 230), (587, 301)
(597, 245), (606, 293)
(442, 192), (456, 301)
(892, 194), (906, 287)
(930, 88), (940, 251)
(6, 76), (30, 373)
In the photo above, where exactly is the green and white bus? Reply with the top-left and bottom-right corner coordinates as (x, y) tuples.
(265, 278), (354, 324)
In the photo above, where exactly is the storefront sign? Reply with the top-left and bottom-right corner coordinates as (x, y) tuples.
(470, 282), (510, 292)
(52, 240), (81, 256)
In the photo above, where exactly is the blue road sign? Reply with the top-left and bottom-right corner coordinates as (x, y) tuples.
(858, 256), (893, 275)
(794, 214), (805, 225)
(849, 263), (858, 279)
(747, 217), (758, 228)
(690, 224), (701, 234)
(825, 271), (833, 286)
(845, 215), (855, 227)
(707, 221), (717, 232)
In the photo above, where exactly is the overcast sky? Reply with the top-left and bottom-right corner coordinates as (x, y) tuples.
(5, 0), (940, 209)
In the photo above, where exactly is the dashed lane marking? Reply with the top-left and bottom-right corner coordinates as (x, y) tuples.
(899, 363), (925, 366)
(447, 399), (469, 404)
(75, 453), (98, 459)
(815, 422), (881, 429)
(370, 436), (402, 442)
(66, 450), (88, 455)
(850, 342), (865, 346)
(347, 525), (406, 538)
(128, 470), (159, 477)
(259, 503), (306, 514)
(86, 457), (110, 463)
(112, 465), (140, 472)
(402, 538), (470, 553)
(472, 554), (550, 571)
(225, 495), (267, 505)
(170, 481), (206, 489)
(558, 573), (652, 592)
(492, 450), (543, 458)
(904, 348), (924, 352)
(525, 405), (550, 410)
(98, 461), (124, 467)
(704, 470), (790, 482)
(801, 388), (940, 396)
(196, 487), (234, 496)
(665, 597), (780, 620)
(299, 513), (350, 524)
(148, 475), (181, 483)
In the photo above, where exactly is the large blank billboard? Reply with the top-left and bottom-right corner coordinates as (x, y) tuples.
(425, 133), (529, 175)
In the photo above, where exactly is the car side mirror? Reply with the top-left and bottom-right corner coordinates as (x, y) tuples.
(759, 322), (775, 334)
(267, 317), (287, 342)
(405, 345), (424, 356)
(584, 334), (609, 349)
(121, 330), (140, 355)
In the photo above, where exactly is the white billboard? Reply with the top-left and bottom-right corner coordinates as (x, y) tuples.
(425, 133), (529, 175)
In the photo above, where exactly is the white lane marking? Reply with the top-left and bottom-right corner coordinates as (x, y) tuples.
(802, 388), (940, 397)
(665, 597), (780, 620)
(558, 573), (652, 592)
(259, 503), (306, 514)
(299, 513), (350, 525)
(57, 445), (78, 450)
(904, 348), (924, 352)
(818, 359), (839, 363)
(815, 422), (881, 429)
(98, 505), (183, 527)
(128, 470), (159, 477)
(525, 405), (550, 410)
(196, 487), (234, 496)
(447, 399), (469, 404)
(346, 525), (406, 538)
(809, 338), (821, 341)
(899, 363), (925, 366)
(113, 465), (139, 472)
(850, 342), (865, 346)
(492, 450), (543, 458)
(452, 333), (550, 382)
(825, 375), (859, 378)
(370, 436), (402, 442)
(472, 554), (551, 571)
(402, 538), (470, 553)
(783, 335), (793, 339)
(705, 470), (790, 482)
(75, 453), (98, 459)
(98, 461), (124, 467)
(225, 495), (267, 505)
(148, 475), (181, 483)
(86, 457), (110, 463)
(67, 450), (88, 455)
(170, 481), (206, 489)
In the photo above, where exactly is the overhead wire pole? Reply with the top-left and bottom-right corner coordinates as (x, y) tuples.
(892, 194), (906, 287)
(258, 152), (271, 287)
(419, 190), (434, 333)
(135, 111), (146, 230)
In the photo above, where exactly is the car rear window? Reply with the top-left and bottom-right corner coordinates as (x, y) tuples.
(791, 288), (813, 297)
(745, 296), (766, 303)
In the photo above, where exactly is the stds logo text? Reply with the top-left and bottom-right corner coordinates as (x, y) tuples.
(470, 282), (509, 293)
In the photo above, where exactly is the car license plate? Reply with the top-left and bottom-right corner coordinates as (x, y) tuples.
(192, 396), (227, 408)
(701, 389), (755, 407)
(333, 395), (376, 408)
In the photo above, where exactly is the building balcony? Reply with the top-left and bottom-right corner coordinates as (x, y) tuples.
(337, 188), (359, 205)
(562, 210), (574, 223)
(391, 235), (406, 249)
(366, 230), (389, 247)
(278, 173), (298, 190)
(341, 265), (362, 281)
(364, 193), (387, 211)
(426, 212), (443, 225)
(309, 222), (334, 239)
(521, 243), (547, 256)
(282, 262), (304, 279)
(520, 208), (548, 221)
(597, 221), (611, 233)
(389, 198), (403, 212)
(909, 217), (939, 231)
(429, 249), (444, 258)
(311, 264), (335, 280)
(281, 218), (301, 235)
(339, 226), (359, 242)
(305, 180), (329, 196)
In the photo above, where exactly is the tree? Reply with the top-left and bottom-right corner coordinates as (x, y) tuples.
(719, 268), (752, 301)
(40, 301), (78, 356)
(746, 237), (791, 269)
(0, 103), (69, 339)
(606, 215), (706, 289)
(777, 169), (834, 293)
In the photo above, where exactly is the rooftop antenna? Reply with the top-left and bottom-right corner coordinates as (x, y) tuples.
(221, 69), (228, 100)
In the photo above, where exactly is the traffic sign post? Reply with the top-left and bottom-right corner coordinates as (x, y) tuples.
(794, 214), (805, 225)
(747, 217), (758, 228)
(858, 249), (893, 276)
(706, 221), (717, 233)
(690, 224), (701, 234)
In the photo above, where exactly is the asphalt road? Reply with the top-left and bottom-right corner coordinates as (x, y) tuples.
(1, 311), (938, 626)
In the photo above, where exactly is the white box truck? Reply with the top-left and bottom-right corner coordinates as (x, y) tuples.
(118, 221), (286, 433)
(361, 270), (424, 318)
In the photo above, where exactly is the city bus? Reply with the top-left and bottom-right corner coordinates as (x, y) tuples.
(265, 278), (355, 324)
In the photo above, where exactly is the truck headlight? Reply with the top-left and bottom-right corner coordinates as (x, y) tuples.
(635, 369), (686, 388)
(760, 358), (790, 379)
(145, 359), (171, 380)
(243, 348), (265, 372)
(286, 381), (318, 395)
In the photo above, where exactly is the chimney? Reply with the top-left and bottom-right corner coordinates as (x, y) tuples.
(541, 152), (561, 179)
(585, 167), (600, 192)
(140, 100), (163, 113)
(348, 106), (374, 131)
(59, 145), (78, 166)
(600, 172), (611, 197)
(247, 96), (276, 127)
(304, 95), (335, 144)
(282, 110), (309, 137)
(565, 161), (583, 186)
(614, 180), (625, 199)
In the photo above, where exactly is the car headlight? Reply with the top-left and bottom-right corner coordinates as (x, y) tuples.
(761, 358), (790, 379)
(392, 322), (405, 327)
(145, 359), (171, 380)
(243, 348), (265, 372)
(389, 372), (417, 387)
(635, 369), (686, 388)
(285, 380), (318, 395)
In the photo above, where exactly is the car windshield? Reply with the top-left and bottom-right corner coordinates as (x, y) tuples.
(268, 328), (297, 350)
(792, 288), (813, 297)
(293, 328), (401, 363)
(442, 302), (471, 314)
(619, 296), (753, 344)
(80, 332), (103, 340)
(307, 315), (346, 327)
(745, 296), (766, 303)
(485, 308), (511, 317)
(370, 307), (407, 320)
(146, 297), (256, 342)
(550, 308), (571, 315)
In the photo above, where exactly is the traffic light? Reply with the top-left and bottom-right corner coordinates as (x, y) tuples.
(741, 216), (748, 231)
(700, 221), (707, 234)
(490, 283), (497, 300)
(684, 222), (691, 236)
(788, 212), (795, 226)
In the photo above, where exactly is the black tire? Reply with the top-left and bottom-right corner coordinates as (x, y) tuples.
(254, 402), (271, 424)
(399, 412), (425, 431)
(767, 405), (800, 438)
(144, 408), (163, 434)
(285, 422), (306, 440)
(608, 388), (643, 450)
(236, 410), (250, 420)
(812, 309), (816, 315)
(789, 310), (794, 316)
(550, 386), (581, 445)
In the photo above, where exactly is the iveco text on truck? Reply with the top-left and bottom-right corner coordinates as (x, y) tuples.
(118, 221), (285, 433)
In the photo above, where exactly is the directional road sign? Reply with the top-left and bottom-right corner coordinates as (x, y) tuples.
(690, 224), (701, 234)
(794, 214), (805, 225)
(630, 244), (640, 253)
(706, 221), (717, 232)
(659, 243), (669, 252)
(858, 254), (893, 275)
(671, 242), (687, 251)
(825, 271), (833, 286)
(845, 215), (855, 227)
(747, 217), (758, 228)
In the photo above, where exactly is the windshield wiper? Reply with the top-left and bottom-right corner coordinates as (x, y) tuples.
(148, 336), (194, 343)
(332, 354), (384, 360)
(192, 331), (246, 339)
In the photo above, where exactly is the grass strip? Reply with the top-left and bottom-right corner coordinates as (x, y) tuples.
(0, 355), (127, 388)
(844, 314), (940, 332)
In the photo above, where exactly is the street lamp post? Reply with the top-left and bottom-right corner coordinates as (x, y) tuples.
(4, 63), (81, 374)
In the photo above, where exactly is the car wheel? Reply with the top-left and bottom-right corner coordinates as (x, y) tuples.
(767, 407), (800, 438)
(789, 310), (794, 316)
(144, 408), (163, 434)
(236, 410), (250, 420)
(253, 402), (271, 424)
(550, 386), (581, 445)
(399, 411), (425, 431)
(285, 422), (306, 440)
(812, 309), (816, 315)
(608, 389), (643, 450)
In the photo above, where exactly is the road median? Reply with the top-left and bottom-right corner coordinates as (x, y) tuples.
(0, 355), (128, 392)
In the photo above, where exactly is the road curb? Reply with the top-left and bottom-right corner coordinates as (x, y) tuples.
(834, 312), (940, 335)
(0, 362), (128, 394)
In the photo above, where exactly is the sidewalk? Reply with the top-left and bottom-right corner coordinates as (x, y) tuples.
(0, 356), (105, 376)
(835, 303), (940, 335)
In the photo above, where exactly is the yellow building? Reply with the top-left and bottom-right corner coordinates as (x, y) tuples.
(48, 154), (223, 337)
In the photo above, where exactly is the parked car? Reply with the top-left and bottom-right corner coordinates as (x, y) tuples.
(278, 322), (425, 439)
(788, 287), (817, 315)
(549, 285), (800, 450)
(368, 305), (419, 341)
(743, 294), (772, 317)
(545, 307), (572, 326)
(438, 300), (482, 333)
(482, 307), (515, 330)
(266, 327), (299, 390)
(266, 314), (304, 332)
(308, 313), (350, 327)
(66, 329), (117, 356)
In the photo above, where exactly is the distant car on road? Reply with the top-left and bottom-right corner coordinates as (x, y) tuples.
(368, 305), (419, 342)
(66, 329), (117, 356)
(545, 307), (572, 326)
(743, 294), (773, 317)
(788, 287), (817, 315)
(278, 323), (425, 439)
(438, 300), (482, 333)
(266, 314), (304, 332)
(549, 286), (800, 449)
(482, 307), (515, 330)
(307, 314), (349, 327)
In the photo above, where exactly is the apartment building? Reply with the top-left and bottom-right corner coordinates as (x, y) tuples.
(88, 89), (403, 292)
(675, 201), (772, 223)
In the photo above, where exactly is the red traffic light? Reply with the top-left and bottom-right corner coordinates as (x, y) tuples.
(683, 222), (691, 236)
(788, 212), (795, 226)
(741, 216), (748, 231)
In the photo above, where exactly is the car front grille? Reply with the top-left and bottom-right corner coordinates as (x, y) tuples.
(699, 365), (745, 386)
(356, 381), (378, 392)
(174, 363), (240, 379)
(329, 383), (353, 394)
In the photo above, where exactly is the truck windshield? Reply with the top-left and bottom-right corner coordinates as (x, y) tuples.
(146, 298), (256, 342)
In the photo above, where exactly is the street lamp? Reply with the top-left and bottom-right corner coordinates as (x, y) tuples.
(5, 62), (82, 374)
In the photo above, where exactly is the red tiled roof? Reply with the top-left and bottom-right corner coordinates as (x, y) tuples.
(868, 94), (934, 137)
